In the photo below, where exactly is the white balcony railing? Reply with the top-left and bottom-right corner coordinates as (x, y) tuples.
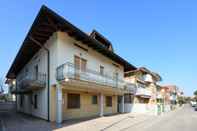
(136, 88), (152, 96)
(56, 62), (136, 92)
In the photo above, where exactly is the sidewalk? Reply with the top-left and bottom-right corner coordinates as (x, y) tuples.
(52, 106), (184, 131)
(52, 113), (157, 131)
(0, 111), (51, 131)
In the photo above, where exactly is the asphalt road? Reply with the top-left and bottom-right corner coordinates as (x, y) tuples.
(125, 104), (197, 131)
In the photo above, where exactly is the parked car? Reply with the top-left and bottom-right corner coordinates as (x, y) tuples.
(190, 101), (197, 107)
(194, 105), (197, 111)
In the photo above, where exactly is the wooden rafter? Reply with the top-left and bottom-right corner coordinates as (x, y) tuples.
(45, 15), (57, 30)
(37, 23), (56, 30)
(33, 32), (50, 38)
(36, 28), (54, 33)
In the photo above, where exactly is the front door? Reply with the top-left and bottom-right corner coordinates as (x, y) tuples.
(117, 96), (122, 113)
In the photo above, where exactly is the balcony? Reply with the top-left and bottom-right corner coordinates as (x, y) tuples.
(9, 85), (16, 94)
(156, 92), (163, 99)
(125, 83), (137, 94)
(56, 62), (136, 93)
(17, 72), (46, 93)
(135, 88), (152, 97)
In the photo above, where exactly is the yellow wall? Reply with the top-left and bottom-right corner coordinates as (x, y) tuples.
(50, 86), (119, 121)
(50, 86), (56, 122)
(104, 95), (117, 114)
(62, 90), (118, 120)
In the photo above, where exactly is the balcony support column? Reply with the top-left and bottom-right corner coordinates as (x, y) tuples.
(56, 83), (62, 124)
(99, 93), (104, 117)
(121, 95), (125, 113)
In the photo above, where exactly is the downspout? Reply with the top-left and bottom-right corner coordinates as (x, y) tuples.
(29, 36), (50, 122)
(15, 80), (18, 111)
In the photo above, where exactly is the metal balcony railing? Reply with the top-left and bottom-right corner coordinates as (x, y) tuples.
(18, 72), (46, 90)
(136, 88), (152, 96)
(56, 62), (136, 91)
(8, 84), (16, 93)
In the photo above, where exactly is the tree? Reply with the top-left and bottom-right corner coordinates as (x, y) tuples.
(0, 77), (4, 94)
(194, 90), (197, 96)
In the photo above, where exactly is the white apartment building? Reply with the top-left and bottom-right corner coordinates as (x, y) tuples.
(6, 5), (137, 123)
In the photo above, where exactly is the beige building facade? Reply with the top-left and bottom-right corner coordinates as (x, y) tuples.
(6, 6), (136, 123)
(124, 67), (161, 115)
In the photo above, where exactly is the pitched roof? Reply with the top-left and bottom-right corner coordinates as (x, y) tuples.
(90, 29), (113, 51)
(125, 67), (162, 81)
(6, 5), (136, 79)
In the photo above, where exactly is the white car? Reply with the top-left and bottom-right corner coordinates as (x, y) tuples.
(191, 101), (197, 107)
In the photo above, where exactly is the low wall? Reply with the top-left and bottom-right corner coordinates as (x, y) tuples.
(164, 105), (171, 112)
(124, 103), (158, 115)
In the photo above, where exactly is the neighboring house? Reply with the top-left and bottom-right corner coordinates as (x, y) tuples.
(156, 85), (172, 114)
(124, 67), (161, 115)
(163, 87), (172, 112)
(6, 6), (137, 123)
(155, 84), (164, 115)
(177, 89), (184, 106)
(163, 85), (179, 110)
(5, 79), (16, 101)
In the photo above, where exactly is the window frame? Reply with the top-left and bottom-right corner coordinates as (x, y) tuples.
(67, 93), (80, 109)
(34, 94), (38, 109)
(34, 65), (39, 80)
(106, 96), (112, 107)
(124, 94), (133, 103)
(92, 95), (98, 105)
(100, 66), (104, 76)
(20, 95), (24, 107)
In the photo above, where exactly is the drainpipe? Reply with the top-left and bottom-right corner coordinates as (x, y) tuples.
(15, 80), (18, 111)
(29, 36), (50, 122)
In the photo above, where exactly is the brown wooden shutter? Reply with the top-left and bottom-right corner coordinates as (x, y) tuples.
(74, 56), (80, 79)
(81, 58), (87, 72)
(67, 94), (80, 109)
(74, 56), (80, 69)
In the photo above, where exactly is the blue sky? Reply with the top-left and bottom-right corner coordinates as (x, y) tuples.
(0, 0), (197, 96)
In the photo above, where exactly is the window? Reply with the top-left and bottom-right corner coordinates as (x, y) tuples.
(114, 72), (119, 87)
(74, 56), (81, 79)
(139, 98), (149, 104)
(25, 68), (29, 76)
(67, 94), (80, 109)
(74, 56), (87, 79)
(20, 95), (24, 107)
(30, 94), (33, 105)
(92, 95), (98, 104)
(34, 94), (38, 109)
(74, 56), (80, 70)
(124, 94), (133, 103)
(34, 65), (38, 80)
(114, 72), (119, 80)
(100, 66), (104, 76)
(106, 96), (112, 107)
